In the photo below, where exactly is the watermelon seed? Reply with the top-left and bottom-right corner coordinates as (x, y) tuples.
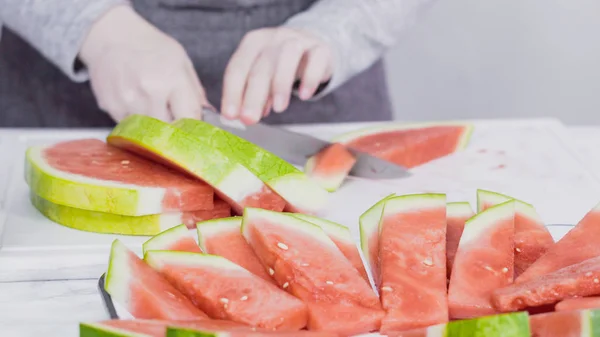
(121, 160), (130, 165)
(484, 266), (495, 273)
(277, 242), (289, 250)
(269, 268), (275, 276)
(326, 281), (334, 285)
(515, 248), (522, 253)
(240, 295), (248, 301)
(220, 298), (229, 304)
(502, 267), (509, 273)
(283, 282), (289, 289)
(422, 258), (433, 266)
(301, 263), (310, 267)
(595, 279), (599, 284)
(381, 286), (393, 292)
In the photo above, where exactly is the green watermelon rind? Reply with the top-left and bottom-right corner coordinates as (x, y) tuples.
(165, 327), (226, 337)
(476, 189), (542, 223)
(79, 322), (151, 337)
(382, 193), (447, 216)
(142, 224), (192, 255)
(459, 200), (516, 246)
(290, 213), (353, 244)
(359, 194), (396, 262)
(445, 311), (530, 336)
(104, 240), (135, 312)
(447, 202), (475, 219)
(196, 217), (243, 252)
(144, 250), (244, 273)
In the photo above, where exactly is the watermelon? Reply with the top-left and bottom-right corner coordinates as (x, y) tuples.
(290, 213), (369, 284)
(516, 201), (600, 284)
(556, 297), (600, 312)
(31, 192), (229, 236)
(144, 251), (308, 331)
(143, 224), (201, 254)
(25, 139), (214, 216)
(173, 119), (329, 214)
(80, 319), (248, 337)
(103, 240), (207, 320)
(196, 217), (274, 284)
(448, 200), (515, 319)
(477, 189), (554, 278)
(165, 327), (339, 337)
(108, 115), (286, 214)
(446, 202), (475, 279)
(241, 208), (384, 335)
(492, 255), (600, 312)
(378, 194), (449, 333)
(529, 309), (600, 337)
(304, 143), (356, 192)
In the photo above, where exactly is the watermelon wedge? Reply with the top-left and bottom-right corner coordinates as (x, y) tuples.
(378, 194), (449, 333)
(108, 115), (286, 215)
(173, 119), (329, 215)
(446, 202), (474, 279)
(448, 200), (515, 319)
(80, 319), (249, 337)
(103, 240), (207, 320)
(25, 139), (214, 216)
(290, 213), (369, 284)
(241, 208), (384, 335)
(529, 309), (600, 337)
(196, 217), (274, 284)
(304, 143), (356, 192)
(556, 297), (600, 312)
(477, 189), (554, 278)
(144, 251), (308, 331)
(516, 201), (600, 284)
(143, 224), (201, 255)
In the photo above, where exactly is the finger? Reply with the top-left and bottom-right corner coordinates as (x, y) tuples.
(298, 45), (332, 100)
(262, 97), (273, 118)
(239, 49), (277, 125)
(271, 40), (310, 113)
(145, 94), (173, 122)
(168, 79), (203, 121)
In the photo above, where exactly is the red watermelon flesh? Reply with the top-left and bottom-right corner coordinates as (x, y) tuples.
(492, 255), (600, 312)
(241, 208), (384, 335)
(516, 202), (600, 284)
(556, 297), (600, 312)
(196, 217), (275, 284)
(180, 199), (232, 229)
(143, 224), (202, 255)
(103, 240), (207, 320)
(529, 310), (584, 337)
(448, 200), (515, 319)
(378, 194), (449, 333)
(144, 251), (308, 331)
(304, 143), (356, 192)
(446, 202), (474, 279)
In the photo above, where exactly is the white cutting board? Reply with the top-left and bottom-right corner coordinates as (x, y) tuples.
(0, 118), (598, 282)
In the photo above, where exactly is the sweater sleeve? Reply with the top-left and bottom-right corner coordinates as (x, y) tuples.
(0, 0), (131, 82)
(284, 0), (437, 98)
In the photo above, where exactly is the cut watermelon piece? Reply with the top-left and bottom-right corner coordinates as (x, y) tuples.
(25, 139), (214, 216)
(331, 122), (473, 169)
(143, 225), (201, 255)
(448, 200), (515, 319)
(144, 251), (308, 331)
(304, 143), (356, 192)
(180, 199), (232, 229)
(492, 255), (600, 312)
(556, 297), (600, 312)
(241, 208), (384, 335)
(477, 189), (554, 278)
(290, 213), (369, 284)
(378, 194), (449, 333)
(103, 240), (207, 320)
(446, 202), (474, 279)
(31, 192), (228, 236)
(196, 217), (274, 284)
(81, 319), (249, 337)
(173, 119), (328, 215)
(108, 115), (286, 215)
(529, 309), (600, 337)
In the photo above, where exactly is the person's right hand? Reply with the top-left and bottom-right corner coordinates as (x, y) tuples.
(79, 5), (207, 122)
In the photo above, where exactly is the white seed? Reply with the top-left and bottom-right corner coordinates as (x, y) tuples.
(240, 295), (248, 301)
(422, 258), (433, 266)
(484, 266), (494, 272)
(220, 298), (229, 304)
(515, 248), (522, 253)
(283, 282), (289, 289)
(301, 263), (310, 267)
(269, 268), (275, 276)
(381, 286), (393, 292)
(502, 267), (509, 273)
(121, 160), (130, 165)
(594, 279), (599, 284)
(277, 242), (289, 250)
(326, 281), (334, 285)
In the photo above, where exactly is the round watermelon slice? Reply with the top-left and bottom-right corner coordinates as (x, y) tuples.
(303, 143), (356, 192)
(556, 297), (600, 312)
(446, 202), (475, 279)
(25, 139), (214, 216)
(108, 115), (286, 215)
(142, 224), (202, 255)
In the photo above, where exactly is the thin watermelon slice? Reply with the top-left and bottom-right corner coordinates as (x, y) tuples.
(378, 194), (449, 333)
(143, 224), (201, 254)
(304, 143), (356, 192)
(290, 213), (369, 284)
(529, 309), (600, 337)
(241, 208), (384, 335)
(448, 200), (515, 319)
(108, 115), (286, 215)
(144, 251), (308, 331)
(477, 189), (554, 278)
(446, 202), (474, 279)
(516, 201), (600, 284)
(103, 240), (207, 320)
(25, 139), (214, 216)
(173, 119), (329, 215)
(492, 255), (600, 312)
(196, 217), (274, 284)
(556, 297), (600, 312)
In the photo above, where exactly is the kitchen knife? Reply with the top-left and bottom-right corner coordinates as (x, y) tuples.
(201, 107), (411, 180)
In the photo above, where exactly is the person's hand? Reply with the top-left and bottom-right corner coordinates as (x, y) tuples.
(79, 5), (207, 122)
(221, 27), (334, 125)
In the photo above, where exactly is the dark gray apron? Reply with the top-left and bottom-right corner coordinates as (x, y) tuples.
(0, 0), (392, 127)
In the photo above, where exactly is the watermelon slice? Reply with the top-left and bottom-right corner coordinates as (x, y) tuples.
(143, 224), (201, 254)
(31, 192), (229, 236)
(108, 115), (286, 215)
(173, 119), (329, 215)
(477, 189), (554, 278)
(378, 194), (449, 333)
(196, 217), (274, 284)
(448, 200), (515, 319)
(80, 319), (249, 337)
(241, 208), (384, 335)
(492, 255), (600, 312)
(290, 213), (369, 284)
(144, 251), (308, 331)
(103, 240), (207, 320)
(25, 139), (214, 216)
(304, 143), (356, 192)
(529, 309), (600, 337)
(556, 297), (600, 312)
(446, 202), (474, 279)
(516, 201), (600, 284)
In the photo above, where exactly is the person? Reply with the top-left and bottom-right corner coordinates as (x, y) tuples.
(0, 0), (434, 127)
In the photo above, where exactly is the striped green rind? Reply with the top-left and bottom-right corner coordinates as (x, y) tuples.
(359, 194), (396, 269)
(79, 323), (150, 337)
(196, 217), (242, 252)
(445, 312), (530, 336)
(166, 327), (227, 337)
(143, 224), (189, 254)
(290, 213), (352, 243)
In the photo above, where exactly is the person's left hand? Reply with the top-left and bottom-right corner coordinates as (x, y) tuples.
(221, 27), (333, 125)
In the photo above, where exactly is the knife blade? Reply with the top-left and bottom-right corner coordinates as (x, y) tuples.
(201, 107), (411, 180)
